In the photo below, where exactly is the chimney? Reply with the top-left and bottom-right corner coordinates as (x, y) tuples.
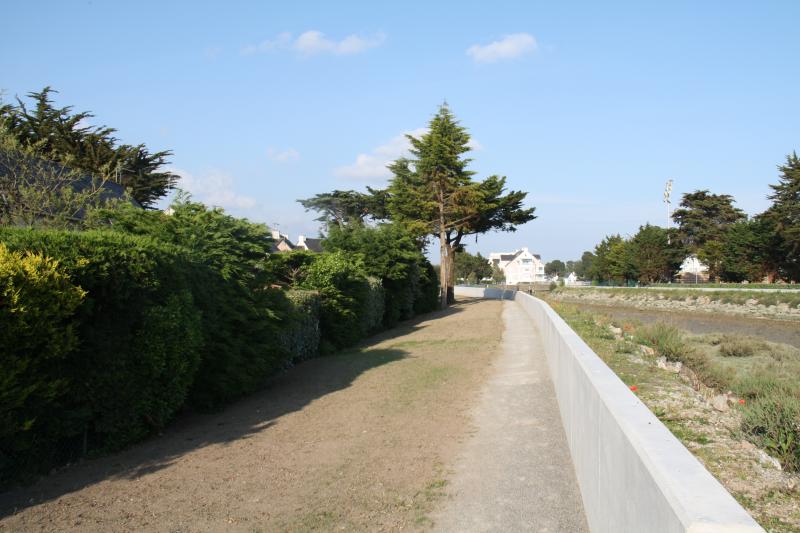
(298, 235), (306, 245)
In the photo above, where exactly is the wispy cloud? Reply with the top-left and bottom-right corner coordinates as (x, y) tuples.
(467, 33), (537, 63)
(242, 31), (385, 56)
(170, 167), (257, 210)
(267, 147), (300, 162)
(335, 128), (482, 182)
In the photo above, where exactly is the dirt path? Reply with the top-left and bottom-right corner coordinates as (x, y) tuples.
(431, 301), (588, 532)
(0, 299), (503, 532)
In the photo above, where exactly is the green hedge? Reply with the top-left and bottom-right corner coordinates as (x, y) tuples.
(362, 277), (385, 335)
(278, 290), (321, 364)
(322, 223), (440, 326)
(0, 228), (204, 482)
(298, 251), (373, 349)
(0, 243), (85, 479)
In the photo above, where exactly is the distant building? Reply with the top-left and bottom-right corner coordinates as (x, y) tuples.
(677, 255), (709, 283)
(296, 235), (323, 252)
(488, 247), (546, 285)
(270, 230), (323, 253)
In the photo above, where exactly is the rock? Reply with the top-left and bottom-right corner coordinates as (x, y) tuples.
(787, 477), (798, 492)
(740, 440), (757, 452)
(711, 394), (730, 412)
(609, 326), (623, 337)
(757, 450), (782, 470)
(639, 345), (655, 357)
(656, 356), (682, 373)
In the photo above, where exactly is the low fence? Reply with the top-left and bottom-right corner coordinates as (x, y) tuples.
(454, 286), (764, 533)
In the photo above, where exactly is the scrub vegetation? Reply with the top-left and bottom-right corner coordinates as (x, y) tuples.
(547, 299), (800, 531)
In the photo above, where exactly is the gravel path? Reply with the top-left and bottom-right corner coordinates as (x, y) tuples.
(431, 300), (588, 532)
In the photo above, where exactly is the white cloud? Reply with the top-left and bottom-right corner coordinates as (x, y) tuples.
(335, 128), (425, 181)
(170, 167), (257, 210)
(267, 147), (300, 162)
(467, 33), (537, 63)
(241, 32), (292, 55)
(335, 128), (482, 182)
(242, 31), (385, 56)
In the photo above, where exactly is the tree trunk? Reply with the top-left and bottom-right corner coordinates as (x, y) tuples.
(439, 230), (449, 308)
(446, 244), (456, 304)
(438, 190), (449, 308)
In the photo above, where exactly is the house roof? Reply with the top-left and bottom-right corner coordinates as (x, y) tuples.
(270, 237), (295, 252)
(0, 150), (142, 219)
(300, 237), (323, 252)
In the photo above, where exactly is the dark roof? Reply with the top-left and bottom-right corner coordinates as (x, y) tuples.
(533, 254), (541, 260)
(301, 237), (323, 252)
(0, 151), (141, 219)
(499, 253), (516, 261)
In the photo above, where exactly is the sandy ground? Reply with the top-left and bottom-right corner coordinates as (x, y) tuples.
(0, 299), (503, 532)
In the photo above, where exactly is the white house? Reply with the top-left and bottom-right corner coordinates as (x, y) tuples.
(677, 255), (709, 283)
(488, 247), (546, 285)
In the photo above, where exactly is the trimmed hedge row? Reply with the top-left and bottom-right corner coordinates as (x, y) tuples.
(322, 223), (440, 327)
(279, 290), (321, 363)
(0, 229), (205, 482)
(0, 228), (308, 484)
(0, 222), (439, 487)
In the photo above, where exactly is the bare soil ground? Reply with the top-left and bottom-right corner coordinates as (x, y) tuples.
(0, 299), (503, 533)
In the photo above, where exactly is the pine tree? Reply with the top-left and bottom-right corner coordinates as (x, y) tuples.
(763, 152), (800, 281)
(386, 104), (535, 307)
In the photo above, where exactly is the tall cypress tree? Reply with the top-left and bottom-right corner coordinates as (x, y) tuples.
(386, 104), (535, 307)
(763, 152), (800, 281)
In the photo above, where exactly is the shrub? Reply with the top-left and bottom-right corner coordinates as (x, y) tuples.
(89, 200), (293, 409)
(279, 290), (321, 363)
(298, 251), (371, 349)
(185, 278), (291, 409)
(322, 223), (437, 326)
(0, 244), (85, 479)
(0, 228), (203, 481)
(414, 261), (440, 314)
(634, 322), (690, 362)
(741, 393), (800, 472)
(718, 336), (761, 358)
(362, 277), (385, 334)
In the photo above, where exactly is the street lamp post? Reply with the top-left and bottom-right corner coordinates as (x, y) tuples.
(664, 179), (673, 244)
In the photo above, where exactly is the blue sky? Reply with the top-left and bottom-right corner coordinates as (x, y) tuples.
(2, 1), (798, 262)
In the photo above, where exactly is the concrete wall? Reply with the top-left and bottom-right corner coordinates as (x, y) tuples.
(451, 286), (517, 300)
(454, 286), (764, 533)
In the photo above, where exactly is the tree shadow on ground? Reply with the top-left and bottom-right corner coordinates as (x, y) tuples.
(0, 299), (483, 517)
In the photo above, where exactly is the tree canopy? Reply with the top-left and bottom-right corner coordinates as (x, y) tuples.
(0, 88), (177, 207)
(762, 152), (800, 280)
(454, 250), (492, 283)
(298, 188), (387, 229)
(384, 104), (535, 306)
(544, 259), (566, 277)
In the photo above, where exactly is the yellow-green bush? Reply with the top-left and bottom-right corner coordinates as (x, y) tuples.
(0, 228), (203, 484)
(0, 244), (84, 476)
